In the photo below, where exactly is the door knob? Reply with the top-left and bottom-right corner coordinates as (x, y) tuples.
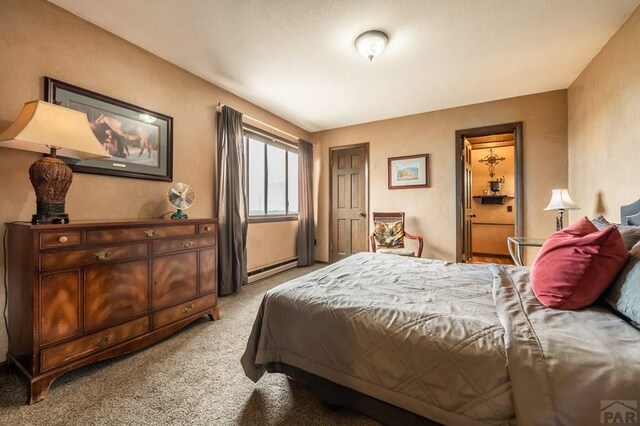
(358, 212), (366, 217)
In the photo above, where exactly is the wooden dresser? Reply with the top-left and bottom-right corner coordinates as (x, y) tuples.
(6, 218), (219, 404)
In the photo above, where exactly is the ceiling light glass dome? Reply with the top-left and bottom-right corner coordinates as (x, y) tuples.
(355, 30), (389, 61)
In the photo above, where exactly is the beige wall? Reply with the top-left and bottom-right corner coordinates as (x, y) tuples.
(247, 221), (298, 270)
(0, 0), (308, 361)
(312, 90), (568, 262)
(471, 146), (515, 255)
(568, 7), (640, 222)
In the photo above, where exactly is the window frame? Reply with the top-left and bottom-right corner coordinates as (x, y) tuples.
(245, 126), (299, 223)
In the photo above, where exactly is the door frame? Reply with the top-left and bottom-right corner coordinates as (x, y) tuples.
(328, 143), (370, 263)
(455, 122), (523, 263)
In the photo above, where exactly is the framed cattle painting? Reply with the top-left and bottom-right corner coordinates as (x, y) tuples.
(45, 77), (173, 181)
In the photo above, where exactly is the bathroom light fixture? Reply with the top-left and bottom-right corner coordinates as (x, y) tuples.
(355, 30), (389, 61)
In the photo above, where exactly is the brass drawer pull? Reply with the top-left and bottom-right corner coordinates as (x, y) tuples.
(204, 225), (212, 232)
(182, 241), (194, 248)
(94, 251), (111, 261)
(94, 335), (111, 347)
(144, 230), (157, 238)
(58, 235), (69, 244)
(183, 304), (195, 313)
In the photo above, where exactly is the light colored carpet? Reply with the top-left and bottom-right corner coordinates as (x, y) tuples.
(0, 265), (379, 425)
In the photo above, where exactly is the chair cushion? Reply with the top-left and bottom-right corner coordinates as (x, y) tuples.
(377, 247), (415, 256)
(373, 221), (404, 248)
(531, 217), (628, 310)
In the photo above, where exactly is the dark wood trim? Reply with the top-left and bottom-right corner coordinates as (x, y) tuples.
(328, 143), (370, 263)
(387, 153), (430, 189)
(455, 122), (523, 263)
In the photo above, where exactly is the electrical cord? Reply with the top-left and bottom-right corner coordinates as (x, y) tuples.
(3, 225), (10, 363)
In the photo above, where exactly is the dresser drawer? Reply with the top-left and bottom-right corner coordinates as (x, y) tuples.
(40, 316), (149, 371)
(40, 243), (148, 270)
(153, 294), (216, 329)
(152, 235), (216, 255)
(40, 231), (81, 250)
(86, 224), (196, 245)
(198, 223), (216, 235)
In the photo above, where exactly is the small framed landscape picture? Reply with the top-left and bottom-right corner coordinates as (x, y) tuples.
(388, 154), (430, 189)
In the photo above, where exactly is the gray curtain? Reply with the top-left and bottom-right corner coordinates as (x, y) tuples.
(217, 106), (248, 295)
(297, 139), (315, 266)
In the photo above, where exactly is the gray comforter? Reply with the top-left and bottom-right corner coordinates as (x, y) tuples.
(241, 253), (640, 425)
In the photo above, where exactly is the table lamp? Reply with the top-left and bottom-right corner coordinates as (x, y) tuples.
(0, 100), (109, 224)
(544, 188), (580, 231)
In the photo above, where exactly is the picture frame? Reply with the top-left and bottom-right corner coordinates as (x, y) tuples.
(45, 77), (173, 181)
(388, 154), (430, 189)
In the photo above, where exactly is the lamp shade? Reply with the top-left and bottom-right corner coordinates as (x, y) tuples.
(0, 100), (108, 159)
(355, 30), (389, 61)
(544, 189), (580, 211)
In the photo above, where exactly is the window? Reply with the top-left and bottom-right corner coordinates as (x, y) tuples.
(246, 129), (298, 219)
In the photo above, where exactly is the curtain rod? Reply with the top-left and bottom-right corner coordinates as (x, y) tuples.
(217, 103), (303, 143)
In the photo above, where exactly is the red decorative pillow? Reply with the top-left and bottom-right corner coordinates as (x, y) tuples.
(530, 217), (628, 309)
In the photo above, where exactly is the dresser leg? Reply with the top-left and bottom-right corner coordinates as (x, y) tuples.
(29, 374), (56, 404)
(208, 306), (220, 321)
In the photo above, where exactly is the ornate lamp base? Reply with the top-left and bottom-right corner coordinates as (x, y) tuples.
(29, 153), (73, 224)
(32, 202), (70, 224)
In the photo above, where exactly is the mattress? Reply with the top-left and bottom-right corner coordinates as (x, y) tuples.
(242, 252), (640, 425)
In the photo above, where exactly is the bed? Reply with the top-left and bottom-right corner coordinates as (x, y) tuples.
(241, 204), (640, 426)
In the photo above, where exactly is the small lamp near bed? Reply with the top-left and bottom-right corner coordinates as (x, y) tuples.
(544, 188), (580, 231)
(0, 100), (109, 224)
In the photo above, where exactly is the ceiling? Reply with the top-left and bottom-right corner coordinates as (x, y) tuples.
(48, 0), (639, 132)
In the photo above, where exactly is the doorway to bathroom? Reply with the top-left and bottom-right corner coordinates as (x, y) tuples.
(455, 123), (523, 264)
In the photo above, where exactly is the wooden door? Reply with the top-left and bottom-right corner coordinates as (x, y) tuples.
(463, 139), (473, 262)
(330, 145), (368, 262)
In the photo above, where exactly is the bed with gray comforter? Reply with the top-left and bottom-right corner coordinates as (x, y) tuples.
(241, 252), (640, 425)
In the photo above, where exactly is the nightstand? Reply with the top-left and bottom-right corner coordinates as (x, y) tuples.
(507, 237), (546, 266)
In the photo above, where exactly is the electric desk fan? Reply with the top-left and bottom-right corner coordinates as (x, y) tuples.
(168, 183), (194, 219)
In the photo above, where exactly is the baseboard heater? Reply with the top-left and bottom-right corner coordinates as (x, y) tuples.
(248, 257), (298, 284)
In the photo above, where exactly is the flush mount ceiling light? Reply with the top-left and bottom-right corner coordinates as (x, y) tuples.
(355, 30), (389, 61)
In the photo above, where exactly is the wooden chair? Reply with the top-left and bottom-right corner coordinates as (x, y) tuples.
(370, 212), (424, 257)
